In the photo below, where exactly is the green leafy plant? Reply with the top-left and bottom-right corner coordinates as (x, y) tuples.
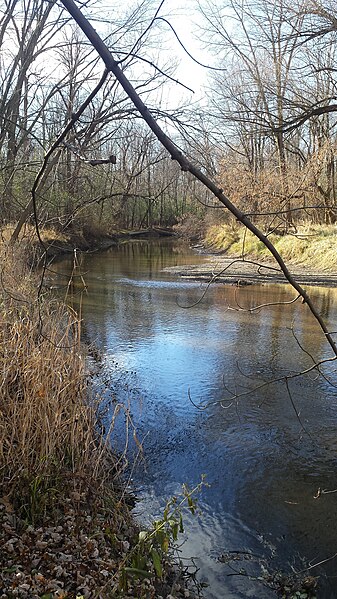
(119, 476), (207, 591)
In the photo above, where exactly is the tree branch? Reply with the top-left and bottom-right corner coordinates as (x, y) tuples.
(55, 0), (337, 359)
(11, 68), (110, 244)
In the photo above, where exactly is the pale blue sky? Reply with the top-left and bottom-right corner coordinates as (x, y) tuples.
(156, 0), (210, 105)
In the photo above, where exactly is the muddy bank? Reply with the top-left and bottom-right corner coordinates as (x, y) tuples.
(32, 227), (176, 261)
(164, 253), (337, 288)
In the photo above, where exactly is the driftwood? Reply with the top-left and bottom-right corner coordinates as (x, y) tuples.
(63, 142), (116, 166)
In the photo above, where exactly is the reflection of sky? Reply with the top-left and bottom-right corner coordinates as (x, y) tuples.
(54, 241), (337, 598)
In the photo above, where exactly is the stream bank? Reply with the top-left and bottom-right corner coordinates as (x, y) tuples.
(164, 254), (337, 287)
(197, 222), (337, 286)
(32, 226), (176, 262)
(0, 238), (196, 599)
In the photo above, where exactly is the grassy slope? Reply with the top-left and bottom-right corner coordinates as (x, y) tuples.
(204, 223), (337, 271)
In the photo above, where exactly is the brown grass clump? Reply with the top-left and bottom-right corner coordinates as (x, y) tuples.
(0, 244), (106, 522)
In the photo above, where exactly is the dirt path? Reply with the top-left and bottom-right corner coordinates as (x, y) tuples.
(164, 255), (337, 288)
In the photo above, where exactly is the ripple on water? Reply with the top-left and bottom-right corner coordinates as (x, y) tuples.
(54, 241), (337, 598)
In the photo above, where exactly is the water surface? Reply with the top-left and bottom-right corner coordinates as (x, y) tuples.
(53, 240), (337, 598)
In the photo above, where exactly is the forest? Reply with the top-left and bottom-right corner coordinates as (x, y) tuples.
(2, 0), (337, 237)
(1, 1), (337, 597)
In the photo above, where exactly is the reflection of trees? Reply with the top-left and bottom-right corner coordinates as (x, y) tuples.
(309, 287), (334, 321)
(105, 240), (179, 279)
(213, 284), (296, 370)
(55, 246), (337, 388)
(53, 243), (337, 429)
(55, 246), (337, 390)
(53, 242), (337, 595)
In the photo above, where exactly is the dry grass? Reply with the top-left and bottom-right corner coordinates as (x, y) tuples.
(0, 222), (68, 245)
(0, 240), (197, 598)
(205, 223), (337, 271)
(204, 223), (240, 251)
(0, 243), (108, 522)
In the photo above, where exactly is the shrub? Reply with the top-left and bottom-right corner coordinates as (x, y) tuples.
(0, 244), (108, 522)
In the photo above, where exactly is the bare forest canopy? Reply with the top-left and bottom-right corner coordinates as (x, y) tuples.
(2, 0), (337, 235)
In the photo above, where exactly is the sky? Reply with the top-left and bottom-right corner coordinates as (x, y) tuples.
(82, 0), (213, 108)
(79, 0), (216, 108)
(160, 0), (210, 100)
(14, 0), (214, 116)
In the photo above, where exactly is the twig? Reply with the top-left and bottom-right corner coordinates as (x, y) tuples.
(284, 377), (313, 439)
(56, 0), (337, 362)
(176, 257), (280, 309)
(296, 552), (337, 574)
(233, 292), (301, 313)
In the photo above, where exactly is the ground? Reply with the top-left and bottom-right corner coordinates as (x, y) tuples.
(164, 253), (337, 288)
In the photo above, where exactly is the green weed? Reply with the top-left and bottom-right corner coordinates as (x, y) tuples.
(119, 477), (207, 592)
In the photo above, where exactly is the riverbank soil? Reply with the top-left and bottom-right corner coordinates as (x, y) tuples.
(1, 223), (176, 264)
(165, 255), (337, 287)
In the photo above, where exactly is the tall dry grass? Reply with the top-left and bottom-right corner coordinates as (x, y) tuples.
(0, 244), (107, 521)
(205, 223), (337, 270)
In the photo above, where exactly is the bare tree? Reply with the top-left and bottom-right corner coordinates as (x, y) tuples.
(19, 0), (336, 366)
(2, 0), (189, 235)
(0, 0), (66, 220)
(199, 0), (312, 228)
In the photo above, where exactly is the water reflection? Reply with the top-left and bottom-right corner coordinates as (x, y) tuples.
(53, 240), (337, 598)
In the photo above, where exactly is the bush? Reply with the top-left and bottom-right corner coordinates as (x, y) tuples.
(0, 244), (108, 522)
(173, 213), (206, 241)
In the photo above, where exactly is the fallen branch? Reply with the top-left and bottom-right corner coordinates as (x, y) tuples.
(63, 141), (116, 165)
(51, 0), (337, 359)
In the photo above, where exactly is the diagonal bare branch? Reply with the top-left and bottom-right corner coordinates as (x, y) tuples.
(54, 0), (337, 360)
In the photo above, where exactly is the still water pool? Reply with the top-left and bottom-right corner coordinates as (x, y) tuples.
(54, 240), (337, 598)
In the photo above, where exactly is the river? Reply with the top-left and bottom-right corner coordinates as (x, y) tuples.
(53, 239), (337, 598)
